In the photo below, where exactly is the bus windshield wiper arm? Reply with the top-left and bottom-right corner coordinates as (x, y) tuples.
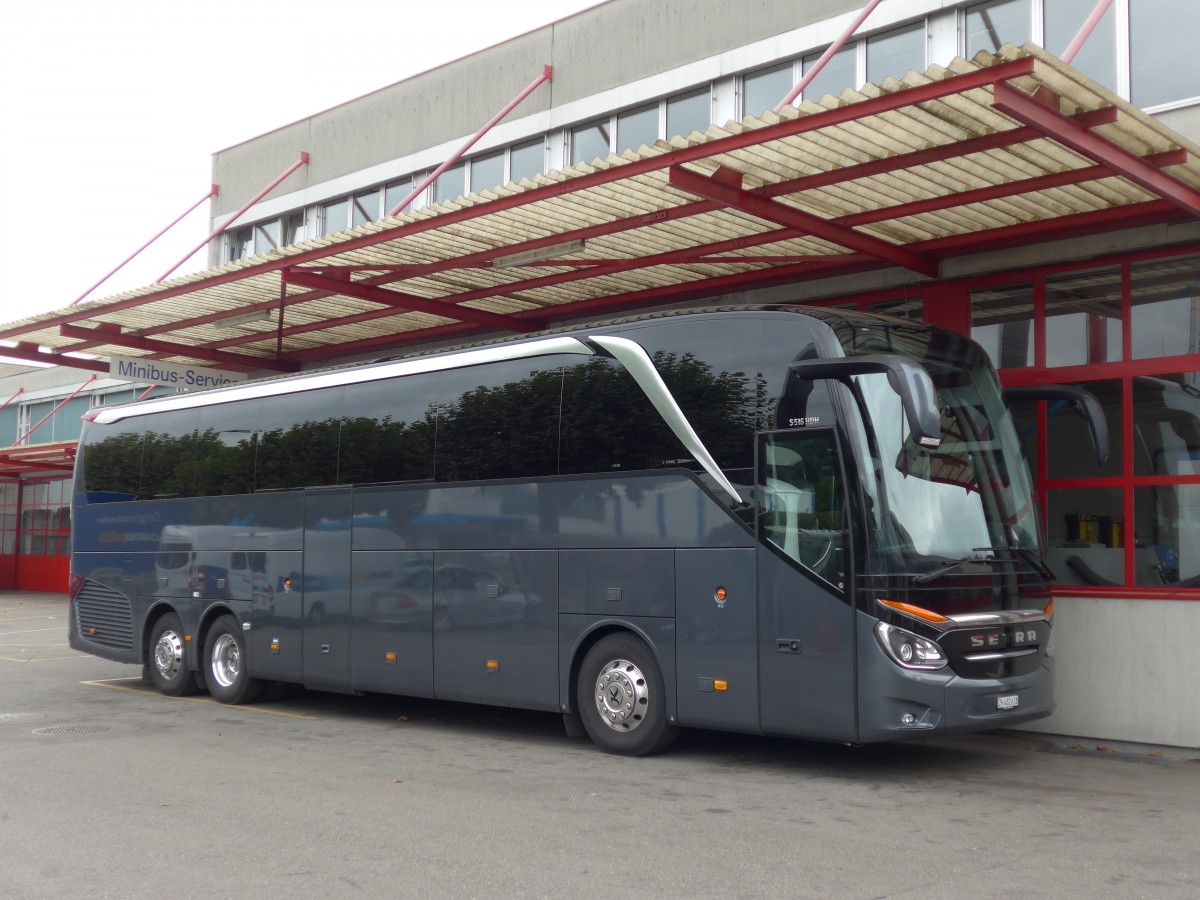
(913, 555), (1003, 585)
(972, 546), (1056, 581)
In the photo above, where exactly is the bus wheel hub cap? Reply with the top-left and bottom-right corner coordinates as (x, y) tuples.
(594, 658), (648, 732)
(154, 631), (183, 679)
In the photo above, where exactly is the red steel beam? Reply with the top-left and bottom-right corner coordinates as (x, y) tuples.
(0, 388), (24, 413)
(157, 152), (310, 283)
(283, 257), (871, 364)
(281, 270), (540, 333)
(992, 81), (1200, 218)
(3, 56), (1039, 348)
(387, 66), (553, 217)
(669, 164), (940, 276)
(0, 345), (108, 373)
(180, 113), (1150, 356)
(57, 324), (299, 372)
(14, 375), (96, 447)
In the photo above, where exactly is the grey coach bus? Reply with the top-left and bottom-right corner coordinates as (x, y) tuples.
(69, 306), (1075, 755)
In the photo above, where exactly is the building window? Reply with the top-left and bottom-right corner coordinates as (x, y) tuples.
(965, 0), (1031, 58)
(385, 177), (415, 215)
(469, 150), (505, 194)
(20, 478), (70, 556)
(253, 219), (281, 254)
(0, 482), (17, 556)
(743, 62), (794, 117)
(866, 24), (925, 84)
(16, 404), (31, 441)
(229, 227), (252, 262)
(666, 88), (710, 140)
(352, 189), (380, 227)
(509, 139), (545, 183)
(322, 198), (349, 235)
(285, 212), (306, 245)
(572, 119), (611, 166)
(1131, 0), (1200, 108)
(801, 46), (857, 103)
(433, 162), (466, 203)
(971, 250), (1200, 594)
(617, 104), (659, 153)
(1044, 0), (1117, 93)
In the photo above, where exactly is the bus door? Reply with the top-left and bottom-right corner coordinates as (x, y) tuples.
(755, 428), (857, 742)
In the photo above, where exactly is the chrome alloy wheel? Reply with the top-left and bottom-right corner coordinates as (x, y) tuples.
(153, 629), (185, 681)
(593, 657), (649, 732)
(210, 633), (242, 689)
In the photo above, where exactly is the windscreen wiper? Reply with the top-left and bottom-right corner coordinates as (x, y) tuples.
(913, 555), (1004, 585)
(972, 546), (1056, 581)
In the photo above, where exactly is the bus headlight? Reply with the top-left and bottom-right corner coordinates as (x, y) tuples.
(874, 622), (948, 670)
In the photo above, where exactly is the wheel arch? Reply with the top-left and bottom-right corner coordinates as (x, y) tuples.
(142, 601), (183, 667)
(562, 618), (677, 723)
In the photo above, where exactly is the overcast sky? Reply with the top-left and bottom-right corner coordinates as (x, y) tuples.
(0, 0), (603, 327)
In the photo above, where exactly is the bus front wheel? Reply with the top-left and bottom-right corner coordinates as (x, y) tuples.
(577, 634), (678, 756)
(205, 615), (265, 705)
(149, 612), (196, 697)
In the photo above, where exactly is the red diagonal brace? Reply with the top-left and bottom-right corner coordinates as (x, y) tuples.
(282, 270), (540, 333)
(992, 82), (1200, 218)
(58, 324), (298, 372)
(668, 165), (940, 277)
(14, 375), (96, 447)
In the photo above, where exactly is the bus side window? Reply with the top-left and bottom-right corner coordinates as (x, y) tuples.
(759, 431), (845, 589)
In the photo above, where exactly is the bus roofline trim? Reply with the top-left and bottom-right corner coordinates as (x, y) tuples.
(588, 334), (744, 506)
(87, 336), (595, 425)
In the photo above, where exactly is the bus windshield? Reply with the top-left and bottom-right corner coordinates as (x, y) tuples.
(840, 323), (1042, 582)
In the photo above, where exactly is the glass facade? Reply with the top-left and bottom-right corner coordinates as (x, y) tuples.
(967, 249), (1200, 594)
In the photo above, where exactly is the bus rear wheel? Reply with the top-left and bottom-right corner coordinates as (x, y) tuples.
(149, 612), (196, 696)
(577, 634), (678, 756)
(205, 615), (265, 705)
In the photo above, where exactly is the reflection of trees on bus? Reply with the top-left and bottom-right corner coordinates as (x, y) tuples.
(82, 351), (767, 501)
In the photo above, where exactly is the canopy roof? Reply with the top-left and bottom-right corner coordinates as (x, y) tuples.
(4, 43), (1200, 375)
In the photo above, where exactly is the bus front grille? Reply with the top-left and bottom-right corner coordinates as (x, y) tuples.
(75, 580), (134, 653)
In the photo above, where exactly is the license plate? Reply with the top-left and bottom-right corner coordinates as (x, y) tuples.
(997, 694), (1019, 711)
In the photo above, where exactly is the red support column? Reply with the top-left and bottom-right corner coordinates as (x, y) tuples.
(922, 282), (971, 335)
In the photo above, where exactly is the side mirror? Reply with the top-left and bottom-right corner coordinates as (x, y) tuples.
(1005, 385), (1109, 465)
(789, 354), (942, 449)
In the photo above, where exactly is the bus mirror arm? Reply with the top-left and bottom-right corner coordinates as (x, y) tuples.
(1004, 385), (1109, 466)
(788, 355), (942, 449)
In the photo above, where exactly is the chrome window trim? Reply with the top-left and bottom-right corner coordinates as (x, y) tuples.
(588, 334), (743, 505)
(90, 336), (594, 425)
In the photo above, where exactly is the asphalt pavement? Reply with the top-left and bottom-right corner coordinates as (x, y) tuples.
(3, 590), (1199, 899)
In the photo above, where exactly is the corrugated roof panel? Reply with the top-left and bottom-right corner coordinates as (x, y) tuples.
(4, 43), (1200, 370)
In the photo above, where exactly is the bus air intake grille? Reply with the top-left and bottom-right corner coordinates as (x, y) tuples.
(75, 580), (134, 653)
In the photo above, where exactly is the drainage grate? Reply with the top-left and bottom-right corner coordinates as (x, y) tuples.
(0, 713), (46, 724)
(32, 724), (111, 736)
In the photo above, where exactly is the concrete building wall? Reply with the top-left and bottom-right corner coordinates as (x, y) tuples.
(1018, 596), (1200, 748)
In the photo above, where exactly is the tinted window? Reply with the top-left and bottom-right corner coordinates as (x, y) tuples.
(82, 419), (144, 500)
(626, 317), (830, 481)
(559, 356), (682, 475)
(195, 400), (259, 497)
(339, 375), (436, 486)
(434, 358), (565, 482)
(141, 410), (199, 500)
(257, 389), (342, 490)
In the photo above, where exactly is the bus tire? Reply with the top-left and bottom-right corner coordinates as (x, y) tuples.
(577, 634), (678, 756)
(205, 615), (265, 705)
(148, 612), (196, 697)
